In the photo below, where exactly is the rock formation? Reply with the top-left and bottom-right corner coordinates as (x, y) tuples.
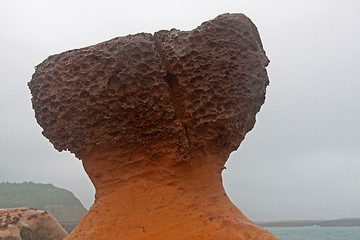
(29, 13), (278, 239)
(0, 182), (87, 224)
(0, 208), (68, 240)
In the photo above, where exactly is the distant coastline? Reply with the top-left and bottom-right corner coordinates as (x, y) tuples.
(256, 218), (360, 227)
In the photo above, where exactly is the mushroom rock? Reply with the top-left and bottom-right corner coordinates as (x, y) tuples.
(29, 13), (278, 240)
(0, 208), (68, 240)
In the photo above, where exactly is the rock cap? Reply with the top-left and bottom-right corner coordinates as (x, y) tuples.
(29, 13), (269, 160)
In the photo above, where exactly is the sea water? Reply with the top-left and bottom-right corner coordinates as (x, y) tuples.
(266, 226), (360, 240)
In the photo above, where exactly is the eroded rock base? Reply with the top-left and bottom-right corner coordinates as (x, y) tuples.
(67, 150), (278, 240)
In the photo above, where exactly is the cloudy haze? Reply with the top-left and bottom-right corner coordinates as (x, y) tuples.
(0, 0), (359, 221)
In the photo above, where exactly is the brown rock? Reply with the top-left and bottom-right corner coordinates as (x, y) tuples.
(0, 208), (68, 240)
(29, 13), (278, 240)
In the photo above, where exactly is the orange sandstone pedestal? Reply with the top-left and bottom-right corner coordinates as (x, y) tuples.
(71, 149), (277, 240)
(29, 13), (278, 239)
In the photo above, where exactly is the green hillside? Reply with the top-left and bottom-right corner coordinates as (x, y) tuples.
(0, 182), (87, 222)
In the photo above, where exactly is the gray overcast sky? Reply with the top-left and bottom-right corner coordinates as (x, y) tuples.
(0, 0), (359, 221)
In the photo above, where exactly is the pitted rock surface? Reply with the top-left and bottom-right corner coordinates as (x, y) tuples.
(29, 13), (269, 160)
(28, 13), (278, 240)
(0, 208), (68, 240)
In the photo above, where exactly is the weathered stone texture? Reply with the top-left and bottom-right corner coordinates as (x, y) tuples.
(29, 13), (269, 160)
(29, 13), (276, 240)
(0, 208), (68, 240)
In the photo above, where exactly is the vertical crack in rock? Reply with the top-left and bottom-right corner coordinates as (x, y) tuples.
(28, 13), (277, 240)
(164, 72), (192, 149)
(154, 36), (191, 157)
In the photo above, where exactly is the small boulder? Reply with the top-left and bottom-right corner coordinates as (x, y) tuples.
(0, 208), (68, 240)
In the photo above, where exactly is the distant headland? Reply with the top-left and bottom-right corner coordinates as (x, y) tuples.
(257, 218), (360, 227)
(0, 181), (87, 232)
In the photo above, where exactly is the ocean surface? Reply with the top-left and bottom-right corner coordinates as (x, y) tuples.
(267, 226), (360, 240)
